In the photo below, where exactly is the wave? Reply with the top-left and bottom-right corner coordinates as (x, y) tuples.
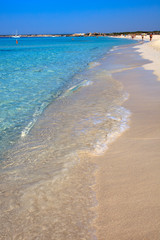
(21, 102), (48, 138)
(88, 61), (101, 69)
(93, 106), (131, 155)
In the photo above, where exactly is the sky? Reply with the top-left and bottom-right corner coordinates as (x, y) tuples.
(0, 0), (160, 35)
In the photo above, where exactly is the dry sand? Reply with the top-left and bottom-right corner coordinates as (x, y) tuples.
(95, 42), (160, 239)
(110, 34), (160, 42)
(135, 38), (160, 80)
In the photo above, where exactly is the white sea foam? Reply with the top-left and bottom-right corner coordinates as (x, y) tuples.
(61, 79), (93, 98)
(21, 120), (36, 138)
(93, 107), (131, 155)
(21, 102), (48, 138)
(88, 61), (101, 69)
(82, 79), (93, 86)
(109, 46), (118, 52)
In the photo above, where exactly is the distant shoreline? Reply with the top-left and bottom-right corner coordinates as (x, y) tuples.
(0, 31), (160, 38)
(0, 33), (106, 38)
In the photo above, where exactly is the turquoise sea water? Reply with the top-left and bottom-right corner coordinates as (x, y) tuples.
(0, 36), (134, 157)
(0, 37), (137, 239)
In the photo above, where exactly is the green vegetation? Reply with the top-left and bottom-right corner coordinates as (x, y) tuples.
(0, 31), (160, 38)
(106, 31), (160, 36)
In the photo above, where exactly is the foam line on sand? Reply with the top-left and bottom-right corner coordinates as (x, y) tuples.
(94, 44), (160, 240)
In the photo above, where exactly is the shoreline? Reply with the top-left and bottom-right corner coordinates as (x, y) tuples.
(135, 39), (160, 80)
(0, 39), (135, 239)
(109, 34), (160, 42)
(94, 41), (160, 239)
(1, 37), (160, 239)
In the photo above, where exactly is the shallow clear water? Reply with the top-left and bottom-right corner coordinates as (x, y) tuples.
(0, 37), (136, 239)
(0, 36), (134, 157)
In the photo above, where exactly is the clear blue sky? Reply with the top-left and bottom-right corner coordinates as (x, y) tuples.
(0, 0), (160, 34)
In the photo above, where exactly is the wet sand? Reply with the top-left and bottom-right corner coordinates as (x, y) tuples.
(95, 44), (160, 239)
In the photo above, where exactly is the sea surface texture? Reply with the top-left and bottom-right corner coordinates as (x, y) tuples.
(0, 37), (135, 239)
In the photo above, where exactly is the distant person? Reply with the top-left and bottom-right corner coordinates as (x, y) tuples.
(150, 33), (153, 41)
(141, 34), (144, 41)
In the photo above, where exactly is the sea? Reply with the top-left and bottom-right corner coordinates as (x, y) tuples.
(0, 36), (136, 239)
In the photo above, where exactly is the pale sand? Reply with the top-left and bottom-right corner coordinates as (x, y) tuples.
(94, 44), (160, 239)
(135, 38), (160, 80)
(110, 34), (160, 42)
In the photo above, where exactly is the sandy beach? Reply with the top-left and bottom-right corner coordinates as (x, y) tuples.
(1, 36), (160, 239)
(136, 38), (160, 80)
(95, 39), (160, 239)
